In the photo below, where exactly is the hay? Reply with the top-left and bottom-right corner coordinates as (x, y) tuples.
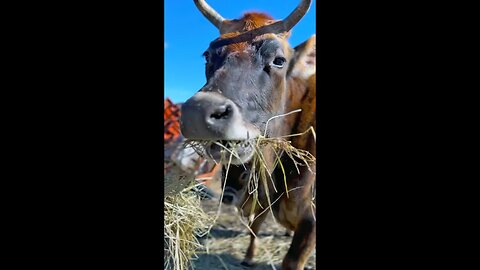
(164, 182), (214, 270)
(164, 153), (215, 270)
(248, 125), (316, 220)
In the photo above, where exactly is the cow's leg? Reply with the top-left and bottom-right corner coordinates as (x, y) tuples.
(241, 212), (268, 267)
(281, 213), (316, 270)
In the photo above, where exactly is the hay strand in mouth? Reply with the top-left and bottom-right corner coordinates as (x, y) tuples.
(263, 109), (302, 137)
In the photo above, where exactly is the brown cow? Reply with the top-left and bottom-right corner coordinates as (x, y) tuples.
(180, 1), (316, 269)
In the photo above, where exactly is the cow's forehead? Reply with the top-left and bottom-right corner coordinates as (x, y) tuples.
(220, 12), (276, 34)
(208, 12), (291, 54)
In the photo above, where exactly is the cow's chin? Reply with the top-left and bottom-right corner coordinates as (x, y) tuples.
(206, 140), (256, 165)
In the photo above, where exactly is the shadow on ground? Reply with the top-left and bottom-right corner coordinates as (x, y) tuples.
(191, 252), (280, 270)
(190, 200), (315, 270)
(207, 226), (245, 238)
(206, 225), (292, 239)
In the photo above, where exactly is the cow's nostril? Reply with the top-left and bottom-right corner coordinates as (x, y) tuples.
(210, 105), (232, 120)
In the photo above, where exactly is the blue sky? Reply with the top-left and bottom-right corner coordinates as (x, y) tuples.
(164, 0), (316, 103)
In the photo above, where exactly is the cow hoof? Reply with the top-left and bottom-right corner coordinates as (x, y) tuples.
(241, 260), (255, 267)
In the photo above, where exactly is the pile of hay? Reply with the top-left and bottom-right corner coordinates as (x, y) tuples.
(164, 186), (213, 270)
(164, 160), (214, 270)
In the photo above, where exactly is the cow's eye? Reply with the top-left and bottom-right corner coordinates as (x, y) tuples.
(272, 57), (286, 68)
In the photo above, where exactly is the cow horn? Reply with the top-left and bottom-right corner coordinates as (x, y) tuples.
(193, 0), (225, 29)
(282, 0), (312, 32)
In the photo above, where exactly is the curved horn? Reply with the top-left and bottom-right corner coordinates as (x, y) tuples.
(282, 0), (312, 32)
(193, 0), (225, 29)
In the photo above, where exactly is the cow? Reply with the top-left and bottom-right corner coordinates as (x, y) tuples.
(180, 1), (316, 270)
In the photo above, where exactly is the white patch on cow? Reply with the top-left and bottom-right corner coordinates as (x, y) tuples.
(224, 124), (259, 140)
(290, 34), (316, 80)
(223, 103), (260, 140)
(291, 64), (316, 80)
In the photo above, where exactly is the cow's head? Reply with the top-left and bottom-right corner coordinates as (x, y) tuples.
(180, 0), (314, 165)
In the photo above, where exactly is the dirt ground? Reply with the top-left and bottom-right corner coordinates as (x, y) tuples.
(190, 198), (316, 270)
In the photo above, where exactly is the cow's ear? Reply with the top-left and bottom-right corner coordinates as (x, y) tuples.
(287, 34), (316, 79)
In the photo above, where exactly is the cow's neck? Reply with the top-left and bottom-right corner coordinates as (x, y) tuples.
(246, 74), (316, 191)
(257, 74), (315, 169)
(290, 74), (316, 155)
(280, 74), (315, 143)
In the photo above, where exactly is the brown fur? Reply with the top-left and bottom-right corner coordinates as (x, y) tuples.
(273, 71), (316, 270)
(220, 12), (276, 35)
(290, 74), (316, 154)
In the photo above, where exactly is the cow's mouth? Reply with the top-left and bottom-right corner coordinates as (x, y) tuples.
(204, 139), (256, 165)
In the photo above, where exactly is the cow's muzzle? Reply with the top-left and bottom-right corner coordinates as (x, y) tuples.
(180, 92), (260, 164)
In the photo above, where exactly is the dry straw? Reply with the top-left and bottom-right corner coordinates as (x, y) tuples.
(164, 157), (215, 270)
(164, 180), (214, 270)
